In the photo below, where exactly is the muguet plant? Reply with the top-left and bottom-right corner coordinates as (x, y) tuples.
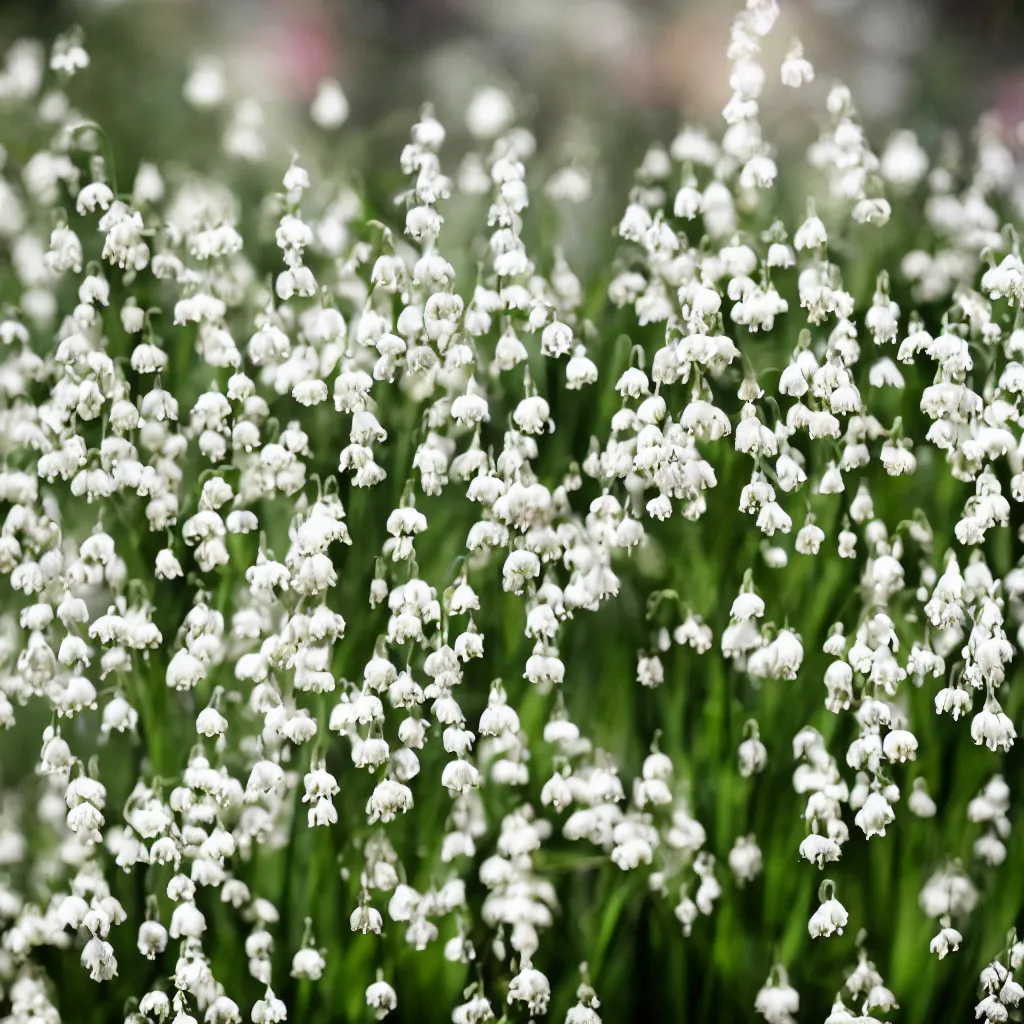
(1, 1), (1024, 1021)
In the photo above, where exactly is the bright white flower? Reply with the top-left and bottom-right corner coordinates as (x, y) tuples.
(971, 700), (1016, 752)
(808, 887), (848, 939)
(291, 947), (325, 981)
(754, 966), (799, 1024)
(794, 214), (827, 251)
(781, 41), (814, 87)
(799, 832), (842, 869)
(508, 963), (551, 1017)
(366, 978), (398, 1020)
(929, 919), (963, 960)
(81, 935), (117, 981)
(311, 78), (349, 128)
(855, 790), (895, 838)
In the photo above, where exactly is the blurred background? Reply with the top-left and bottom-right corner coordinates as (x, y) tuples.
(1, 0), (1023, 186)
(0, 0), (1018, 290)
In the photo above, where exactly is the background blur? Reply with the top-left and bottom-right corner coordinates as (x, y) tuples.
(0, 0), (1020, 295)
(2, 0), (1024, 197)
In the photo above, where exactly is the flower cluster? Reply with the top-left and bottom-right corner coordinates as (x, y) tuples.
(1, 0), (1024, 1021)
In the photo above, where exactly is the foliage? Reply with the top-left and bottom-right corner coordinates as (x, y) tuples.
(1, 4), (1024, 1024)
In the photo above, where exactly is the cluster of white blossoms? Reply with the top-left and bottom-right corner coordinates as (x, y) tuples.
(2, 0), (1024, 1020)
